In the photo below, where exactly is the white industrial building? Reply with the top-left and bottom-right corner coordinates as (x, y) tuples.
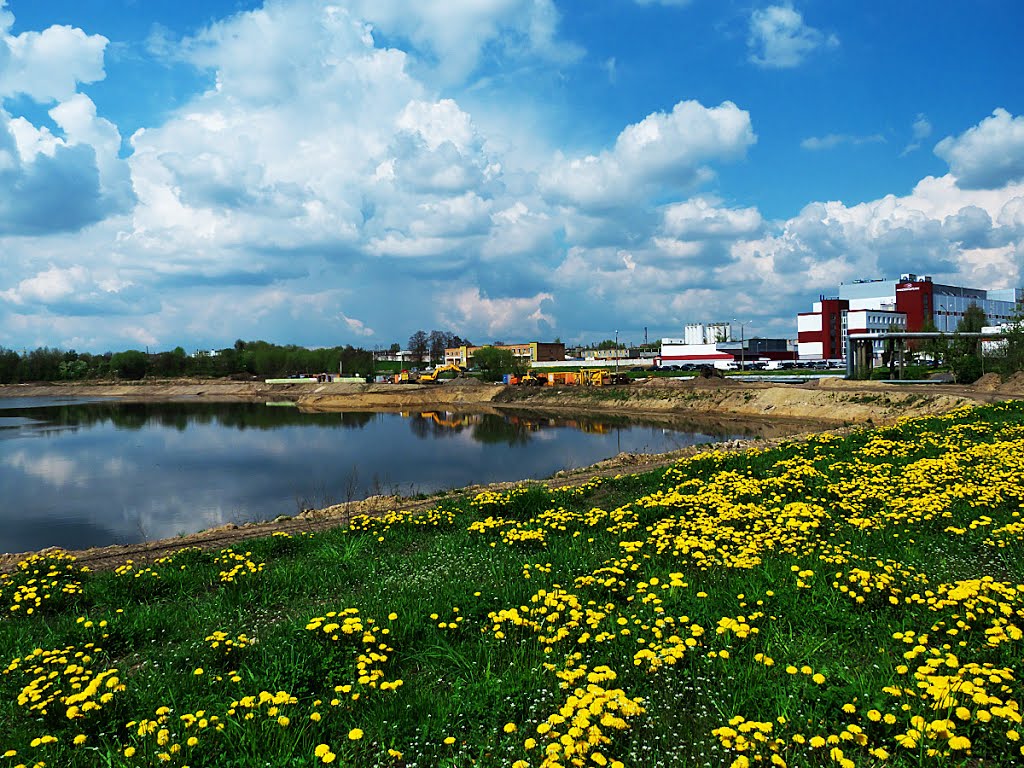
(798, 273), (1023, 360)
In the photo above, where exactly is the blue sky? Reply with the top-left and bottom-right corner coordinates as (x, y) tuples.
(1, 0), (1022, 353)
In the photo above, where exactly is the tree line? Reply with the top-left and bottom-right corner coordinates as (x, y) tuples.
(0, 341), (379, 383)
(0, 329), (477, 384)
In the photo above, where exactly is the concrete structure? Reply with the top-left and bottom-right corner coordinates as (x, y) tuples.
(684, 323), (732, 345)
(798, 273), (1022, 360)
(445, 342), (566, 367)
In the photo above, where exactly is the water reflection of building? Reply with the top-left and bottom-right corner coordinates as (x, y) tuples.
(410, 410), (617, 437)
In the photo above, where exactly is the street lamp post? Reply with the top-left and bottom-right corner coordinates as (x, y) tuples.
(614, 330), (619, 375)
(733, 319), (749, 369)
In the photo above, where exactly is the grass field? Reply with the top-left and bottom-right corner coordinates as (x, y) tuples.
(2, 402), (1023, 768)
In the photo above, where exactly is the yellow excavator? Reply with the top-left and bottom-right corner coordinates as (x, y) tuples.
(419, 363), (466, 383)
(519, 372), (548, 386)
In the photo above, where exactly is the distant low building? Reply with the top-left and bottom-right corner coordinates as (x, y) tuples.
(374, 350), (429, 364)
(445, 342), (566, 367)
(659, 335), (795, 368)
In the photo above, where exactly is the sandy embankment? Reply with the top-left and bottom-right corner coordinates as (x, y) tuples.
(298, 375), (1019, 424)
(5, 374), (1021, 423)
(0, 379), (320, 402)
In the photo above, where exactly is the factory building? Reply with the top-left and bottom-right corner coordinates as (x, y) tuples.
(798, 273), (1022, 360)
(444, 341), (566, 367)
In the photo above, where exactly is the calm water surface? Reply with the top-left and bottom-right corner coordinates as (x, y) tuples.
(0, 397), (750, 553)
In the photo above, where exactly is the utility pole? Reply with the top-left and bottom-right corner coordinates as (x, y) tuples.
(733, 319), (750, 369)
(615, 330), (619, 375)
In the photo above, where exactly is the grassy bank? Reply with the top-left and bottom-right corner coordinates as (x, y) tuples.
(2, 403), (1023, 768)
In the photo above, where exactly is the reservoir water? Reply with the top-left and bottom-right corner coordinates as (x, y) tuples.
(0, 397), (754, 554)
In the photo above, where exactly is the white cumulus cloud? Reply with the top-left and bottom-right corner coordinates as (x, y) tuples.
(439, 288), (554, 339)
(0, 11), (130, 235)
(748, 4), (838, 69)
(0, 19), (107, 102)
(341, 314), (375, 337)
(340, 0), (582, 85)
(541, 100), (755, 210)
(935, 108), (1024, 190)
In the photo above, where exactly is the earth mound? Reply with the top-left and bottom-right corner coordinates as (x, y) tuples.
(973, 373), (1002, 391)
(1000, 371), (1024, 394)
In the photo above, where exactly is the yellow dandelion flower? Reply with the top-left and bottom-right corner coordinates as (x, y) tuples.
(348, 728), (363, 741)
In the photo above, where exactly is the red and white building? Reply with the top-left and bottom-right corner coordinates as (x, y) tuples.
(797, 273), (1023, 360)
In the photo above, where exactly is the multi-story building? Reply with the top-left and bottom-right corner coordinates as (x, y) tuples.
(444, 342), (566, 368)
(798, 273), (1022, 360)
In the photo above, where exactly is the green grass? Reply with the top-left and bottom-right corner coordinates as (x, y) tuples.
(2, 403), (1024, 767)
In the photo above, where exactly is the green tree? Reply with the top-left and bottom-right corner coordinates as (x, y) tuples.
(408, 330), (428, 364)
(0, 347), (20, 383)
(949, 303), (988, 383)
(471, 346), (516, 381)
(17, 347), (64, 381)
(994, 314), (1024, 375)
(110, 350), (150, 380)
(58, 360), (89, 380)
(151, 347), (189, 377)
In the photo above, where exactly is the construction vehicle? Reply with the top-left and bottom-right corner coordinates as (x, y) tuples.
(519, 372), (548, 386)
(419, 411), (473, 429)
(580, 368), (609, 386)
(419, 363), (465, 383)
(394, 369), (417, 384)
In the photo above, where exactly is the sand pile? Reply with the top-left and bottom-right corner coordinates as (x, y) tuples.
(999, 371), (1024, 394)
(973, 373), (1003, 392)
